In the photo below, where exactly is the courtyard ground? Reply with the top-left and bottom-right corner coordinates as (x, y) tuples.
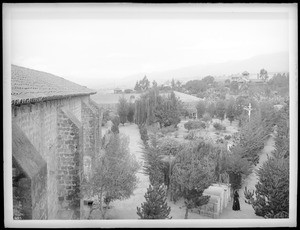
(102, 123), (210, 219)
(93, 120), (275, 219)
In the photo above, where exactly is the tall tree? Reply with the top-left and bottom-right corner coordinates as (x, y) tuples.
(170, 140), (215, 219)
(134, 81), (140, 91)
(244, 101), (289, 218)
(244, 156), (289, 218)
(83, 133), (139, 219)
(111, 115), (120, 134)
(127, 102), (135, 123)
(140, 75), (150, 91)
(141, 134), (166, 186)
(234, 112), (267, 165)
(154, 92), (181, 128)
(222, 146), (252, 191)
(196, 100), (206, 119)
(230, 81), (239, 94)
(171, 78), (176, 90)
(117, 96), (129, 125)
(206, 102), (216, 118)
(215, 100), (226, 122)
(225, 79), (231, 86)
(152, 80), (158, 88)
(259, 68), (269, 81)
(226, 97), (236, 125)
(176, 80), (182, 91)
(137, 184), (171, 219)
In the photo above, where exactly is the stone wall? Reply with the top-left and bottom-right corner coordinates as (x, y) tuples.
(57, 107), (83, 219)
(81, 100), (101, 171)
(31, 165), (48, 219)
(11, 95), (100, 219)
(12, 123), (48, 219)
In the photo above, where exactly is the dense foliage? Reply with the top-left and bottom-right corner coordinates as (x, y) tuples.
(244, 102), (289, 218)
(184, 120), (206, 131)
(196, 100), (206, 119)
(111, 115), (120, 134)
(215, 100), (226, 122)
(141, 133), (166, 186)
(127, 102), (135, 123)
(170, 140), (216, 219)
(83, 133), (139, 219)
(117, 96), (129, 125)
(134, 75), (150, 92)
(137, 184), (171, 219)
(226, 97), (237, 124)
(213, 122), (226, 131)
(153, 91), (181, 128)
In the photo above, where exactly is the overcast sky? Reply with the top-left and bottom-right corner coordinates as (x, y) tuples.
(6, 4), (292, 89)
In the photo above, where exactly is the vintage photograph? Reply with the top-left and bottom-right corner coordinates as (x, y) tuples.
(3, 3), (297, 228)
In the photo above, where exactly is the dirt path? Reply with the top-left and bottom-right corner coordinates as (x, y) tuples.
(218, 135), (275, 219)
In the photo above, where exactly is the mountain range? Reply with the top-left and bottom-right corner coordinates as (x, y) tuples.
(97, 51), (289, 90)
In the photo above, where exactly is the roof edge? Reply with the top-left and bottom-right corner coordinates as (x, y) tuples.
(12, 91), (97, 106)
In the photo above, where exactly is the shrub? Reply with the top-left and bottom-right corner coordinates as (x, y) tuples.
(139, 125), (149, 146)
(174, 131), (179, 138)
(158, 137), (182, 156)
(160, 125), (177, 135)
(102, 110), (111, 126)
(224, 135), (231, 140)
(111, 116), (120, 134)
(184, 129), (203, 140)
(216, 138), (225, 144)
(213, 122), (226, 131)
(202, 112), (212, 123)
(184, 120), (206, 131)
(137, 184), (171, 219)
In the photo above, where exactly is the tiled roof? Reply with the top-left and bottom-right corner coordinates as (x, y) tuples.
(11, 65), (96, 105)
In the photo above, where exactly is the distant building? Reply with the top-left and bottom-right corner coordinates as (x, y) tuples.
(124, 89), (133, 94)
(11, 65), (103, 220)
(113, 88), (122, 94)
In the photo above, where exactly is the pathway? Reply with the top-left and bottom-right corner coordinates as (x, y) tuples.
(218, 135), (275, 219)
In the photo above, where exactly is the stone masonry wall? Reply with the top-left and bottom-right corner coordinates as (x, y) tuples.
(89, 99), (103, 153)
(12, 95), (89, 219)
(12, 123), (48, 220)
(31, 164), (48, 219)
(12, 96), (102, 219)
(81, 101), (97, 167)
(57, 107), (83, 219)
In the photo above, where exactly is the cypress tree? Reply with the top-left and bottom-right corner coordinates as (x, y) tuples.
(137, 184), (171, 219)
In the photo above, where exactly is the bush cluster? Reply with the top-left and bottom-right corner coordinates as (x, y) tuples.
(213, 122), (226, 131)
(160, 125), (178, 135)
(224, 135), (231, 140)
(184, 129), (203, 140)
(184, 120), (206, 131)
